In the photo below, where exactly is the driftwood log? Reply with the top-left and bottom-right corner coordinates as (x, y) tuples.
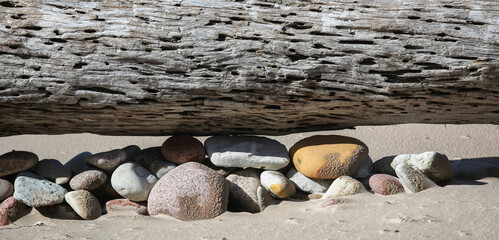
(0, 0), (498, 136)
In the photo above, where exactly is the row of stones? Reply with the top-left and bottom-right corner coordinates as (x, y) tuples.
(1, 135), (453, 224)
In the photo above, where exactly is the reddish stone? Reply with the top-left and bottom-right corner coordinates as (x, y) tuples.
(106, 199), (148, 215)
(369, 174), (405, 195)
(70, 170), (107, 191)
(321, 198), (343, 208)
(161, 136), (205, 164)
(0, 197), (24, 226)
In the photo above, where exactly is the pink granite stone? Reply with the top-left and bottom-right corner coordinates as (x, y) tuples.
(106, 199), (148, 215)
(369, 174), (405, 195)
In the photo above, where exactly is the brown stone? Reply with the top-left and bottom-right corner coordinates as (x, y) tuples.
(0, 151), (38, 177)
(161, 136), (205, 165)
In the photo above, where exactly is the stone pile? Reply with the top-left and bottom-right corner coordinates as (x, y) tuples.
(0, 134), (459, 225)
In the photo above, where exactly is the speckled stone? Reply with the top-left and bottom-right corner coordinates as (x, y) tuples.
(111, 162), (158, 201)
(289, 135), (368, 179)
(65, 190), (102, 220)
(85, 149), (127, 172)
(13, 172), (67, 207)
(391, 152), (453, 182)
(395, 163), (437, 193)
(64, 152), (92, 175)
(0, 151), (39, 177)
(148, 162), (229, 221)
(286, 167), (333, 193)
(70, 170), (107, 191)
(323, 176), (366, 198)
(148, 160), (176, 179)
(161, 136), (205, 164)
(260, 171), (296, 199)
(0, 197), (27, 226)
(35, 159), (72, 185)
(105, 199), (148, 215)
(226, 169), (272, 213)
(369, 174), (404, 195)
(132, 147), (164, 169)
(0, 179), (14, 202)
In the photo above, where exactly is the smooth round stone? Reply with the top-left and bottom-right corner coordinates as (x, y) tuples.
(65, 190), (102, 220)
(0, 179), (14, 202)
(122, 145), (141, 162)
(286, 167), (333, 194)
(372, 156), (396, 176)
(14, 172), (67, 207)
(391, 152), (453, 182)
(111, 162), (158, 201)
(36, 203), (82, 220)
(148, 162), (229, 221)
(161, 136), (205, 164)
(35, 159), (72, 185)
(369, 174), (404, 195)
(289, 135), (369, 179)
(226, 169), (272, 213)
(85, 149), (127, 172)
(0, 151), (39, 177)
(205, 136), (289, 170)
(70, 170), (107, 191)
(323, 176), (366, 198)
(64, 152), (92, 175)
(0, 196), (26, 226)
(261, 171), (296, 199)
(148, 160), (176, 179)
(105, 199), (148, 215)
(132, 147), (164, 169)
(395, 163), (437, 193)
(352, 156), (373, 179)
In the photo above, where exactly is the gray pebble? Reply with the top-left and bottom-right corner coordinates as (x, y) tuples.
(13, 172), (67, 207)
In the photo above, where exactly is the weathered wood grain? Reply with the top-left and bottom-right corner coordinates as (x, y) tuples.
(0, 0), (498, 136)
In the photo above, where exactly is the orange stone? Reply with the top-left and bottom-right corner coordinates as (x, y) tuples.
(289, 135), (368, 179)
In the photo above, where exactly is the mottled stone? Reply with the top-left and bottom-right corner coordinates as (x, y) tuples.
(395, 163), (438, 193)
(65, 190), (102, 220)
(0, 179), (14, 202)
(0, 197), (27, 226)
(352, 156), (373, 179)
(148, 162), (229, 221)
(64, 152), (92, 175)
(35, 159), (72, 185)
(372, 156), (396, 176)
(36, 203), (82, 220)
(132, 147), (164, 168)
(105, 199), (148, 215)
(369, 174), (404, 195)
(70, 170), (107, 191)
(161, 136), (205, 164)
(111, 162), (158, 201)
(391, 152), (453, 182)
(0, 151), (39, 177)
(289, 135), (368, 179)
(226, 169), (271, 213)
(260, 171), (296, 199)
(286, 167), (333, 193)
(14, 172), (67, 207)
(323, 176), (366, 198)
(85, 149), (127, 172)
(205, 136), (289, 170)
(148, 160), (176, 179)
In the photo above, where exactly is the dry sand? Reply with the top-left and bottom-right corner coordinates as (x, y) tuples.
(0, 124), (498, 239)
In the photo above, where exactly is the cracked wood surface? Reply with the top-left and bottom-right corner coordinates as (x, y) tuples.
(0, 0), (498, 136)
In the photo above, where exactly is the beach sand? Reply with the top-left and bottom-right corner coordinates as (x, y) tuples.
(1, 124), (498, 239)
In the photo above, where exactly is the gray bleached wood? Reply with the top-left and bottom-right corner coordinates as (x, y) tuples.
(0, 0), (498, 136)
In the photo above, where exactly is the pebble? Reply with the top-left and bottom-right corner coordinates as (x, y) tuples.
(0, 196), (26, 226)
(323, 176), (366, 198)
(111, 162), (158, 201)
(70, 170), (107, 191)
(161, 135), (205, 164)
(261, 171), (296, 199)
(289, 135), (369, 179)
(132, 147), (164, 169)
(372, 156), (396, 176)
(395, 163), (437, 193)
(36, 203), (82, 220)
(391, 152), (453, 182)
(0, 179), (14, 202)
(205, 136), (289, 170)
(35, 159), (72, 185)
(148, 160), (176, 179)
(226, 169), (272, 213)
(85, 149), (127, 172)
(122, 145), (141, 162)
(13, 172), (67, 207)
(105, 199), (148, 215)
(65, 190), (102, 220)
(0, 151), (39, 177)
(148, 162), (229, 221)
(352, 156), (373, 179)
(286, 167), (333, 193)
(369, 174), (404, 195)
(64, 152), (92, 175)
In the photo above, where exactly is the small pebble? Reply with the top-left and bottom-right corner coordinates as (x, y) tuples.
(395, 163), (437, 193)
(260, 171), (296, 199)
(0, 151), (39, 177)
(323, 176), (366, 198)
(65, 190), (102, 220)
(85, 149), (127, 172)
(35, 159), (72, 185)
(372, 156), (396, 176)
(64, 152), (92, 175)
(111, 162), (158, 201)
(0, 179), (14, 202)
(148, 160), (176, 179)
(369, 174), (404, 195)
(0, 196), (26, 226)
(286, 167), (332, 193)
(122, 145), (141, 162)
(161, 135), (205, 164)
(70, 170), (107, 191)
(226, 169), (272, 213)
(105, 199), (148, 215)
(132, 147), (163, 169)
(14, 172), (67, 207)
(352, 156), (373, 179)
(391, 151), (453, 182)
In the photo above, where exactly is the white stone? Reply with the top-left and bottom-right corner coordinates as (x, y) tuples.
(286, 167), (333, 193)
(260, 171), (295, 199)
(111, 162), (158, 201)
(391, 151), (452, 182)
(395, 163), (437, 193)
(323, 176), (366, 198)
(65, 190), (101, 220)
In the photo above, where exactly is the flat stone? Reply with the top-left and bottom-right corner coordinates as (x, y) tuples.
(369, 174), (404, 195)
(13, 172), (67, 207)
(65, 190), (102, 220)
(36, 203), (82, 220)
(391, 152), (453, 182)
(323, 176), (366, 198)
(205, 136), (289, 170)
(352, 156), (373, 179)
(111, 162), (158, 201)
(105, 199), (148, 215)
(161, 136), (205, 164)
(226, 169), (272, 213)
(35, 159), (71, 185)
(132, 147), (164, 169)
(0, 196), (27, 226)
(289, 135), (369, 179)
(0, 151), (39, 177)
(261, 171), (295, 199)
(70, 170), (107, 191)
(372, 156), (396, 176)
(85, 149), (127, 172)
(395, 163), (438, 193)
(64, 152), (92, 175)
(286, 167), (333, 193)
(148, 162), (229, 221)
(148, 160), (176, 179)
(0, 179), (14, 202)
